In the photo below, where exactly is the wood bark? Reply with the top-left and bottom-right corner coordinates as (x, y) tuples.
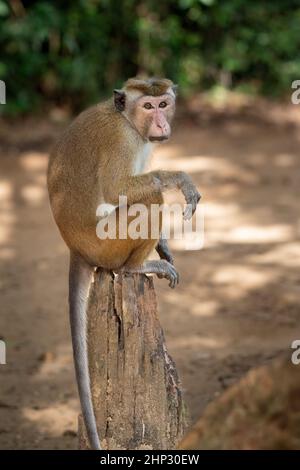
(78, 270), (188, 450)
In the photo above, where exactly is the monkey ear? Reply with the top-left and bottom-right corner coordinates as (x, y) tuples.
(113, 89), (126, 112)
(172, 84), (178, 96)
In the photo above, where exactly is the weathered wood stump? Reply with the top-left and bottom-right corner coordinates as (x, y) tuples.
(78, 270), (188, 450)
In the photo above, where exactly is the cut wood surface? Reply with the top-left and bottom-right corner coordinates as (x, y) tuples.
(78, 270), (188, 450)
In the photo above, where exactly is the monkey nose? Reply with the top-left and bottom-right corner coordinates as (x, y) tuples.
(157, 122), (168, 133)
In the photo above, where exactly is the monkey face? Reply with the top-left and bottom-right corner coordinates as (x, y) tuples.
(133, 93), (176, 142)
(114, 85), (176, 142)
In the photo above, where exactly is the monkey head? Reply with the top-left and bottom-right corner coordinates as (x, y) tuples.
(113, 77), (177, 142)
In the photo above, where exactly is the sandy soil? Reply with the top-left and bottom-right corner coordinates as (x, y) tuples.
(0, 99), (300, 449)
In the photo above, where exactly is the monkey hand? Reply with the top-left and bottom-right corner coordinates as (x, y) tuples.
(180, 177), (201, 220)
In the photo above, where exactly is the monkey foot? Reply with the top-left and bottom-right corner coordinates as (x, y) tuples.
(120, 260), (179, 289)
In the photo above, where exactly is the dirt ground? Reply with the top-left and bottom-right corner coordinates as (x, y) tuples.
(0, 98), (300, 449)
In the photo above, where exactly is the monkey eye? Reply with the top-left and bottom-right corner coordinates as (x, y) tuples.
(159, 101), (167, 108)
(143, 102), (153, 110)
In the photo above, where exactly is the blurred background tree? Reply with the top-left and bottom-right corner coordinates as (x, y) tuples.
(0, 0), (300, 115)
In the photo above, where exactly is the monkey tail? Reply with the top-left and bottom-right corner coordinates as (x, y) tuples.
(68, 251), (101, 450)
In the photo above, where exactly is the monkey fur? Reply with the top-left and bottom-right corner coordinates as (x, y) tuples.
(47, 77), (200, 449)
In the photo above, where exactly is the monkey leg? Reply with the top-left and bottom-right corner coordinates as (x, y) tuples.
(156, 237), (174, 265)
(115, 195), (179, 287)
(120, 260), (179, 289)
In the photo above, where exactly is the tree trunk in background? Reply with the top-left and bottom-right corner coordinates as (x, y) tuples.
(78, 270), (188, 450)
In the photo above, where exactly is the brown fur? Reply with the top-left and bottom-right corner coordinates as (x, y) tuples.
(48, 78), (199, 268)
(124, 77), (174, 96)
(47, 78), (200, 450)
(48, 98), (161, 270)
(48, 78), (193, 271)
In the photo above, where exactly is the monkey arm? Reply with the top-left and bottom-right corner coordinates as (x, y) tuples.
(102, 172), (160, 206)
(103, 170), (200, 220)
(152, 170), (201, 220)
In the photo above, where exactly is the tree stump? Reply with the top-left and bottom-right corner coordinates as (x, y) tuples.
(78, 270), (188, 450)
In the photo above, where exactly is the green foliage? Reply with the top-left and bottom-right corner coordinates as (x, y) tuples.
(0, 0), (299, 114)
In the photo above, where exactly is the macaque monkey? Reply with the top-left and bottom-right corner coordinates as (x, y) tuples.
(47, 77), (200, 450)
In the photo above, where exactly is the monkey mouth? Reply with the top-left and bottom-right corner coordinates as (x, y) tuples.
(149, 135), (169, 142)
